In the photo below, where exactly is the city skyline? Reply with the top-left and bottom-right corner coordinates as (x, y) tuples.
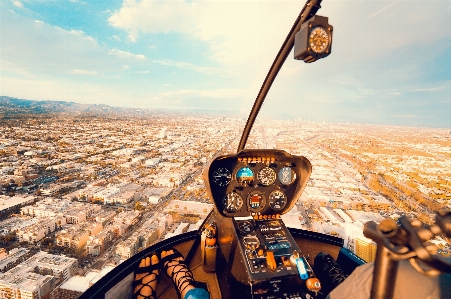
(1, 0), (450, 128)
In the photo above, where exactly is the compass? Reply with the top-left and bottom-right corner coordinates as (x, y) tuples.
(309, 26), (330, 53)
(294, 15), (333, 63)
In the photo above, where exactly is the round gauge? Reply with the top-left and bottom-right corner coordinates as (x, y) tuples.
(213, 167), (231, 187)
(243, 235), (260, 250)
(257, 167), (277, 186)
(269, 190), (287, 211)
(309, 26), (330, 53)
(223, 192), (243, 213)
(248, 191), (265, 211)
(236, 167), (254, 186)
(278, 167), (296, 185)
(238, 220), (254, 234)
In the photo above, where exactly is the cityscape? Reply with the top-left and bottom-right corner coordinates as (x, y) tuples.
(0, 98), (450, 298)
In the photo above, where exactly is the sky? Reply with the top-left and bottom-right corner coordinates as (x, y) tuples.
(0, 0), (450, 128)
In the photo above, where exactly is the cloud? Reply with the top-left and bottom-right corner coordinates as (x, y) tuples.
(0, 60), (34, 77)
(71, 69), (99, 76)
(413, 86), (447, 92)
(367, 2), (397, 19)
(12, 0), (23, 8)
(0, 9), (150, 78)
(109, 49), (146, 60)
(108, 0), (301, 66)
(152, 59), (218, 75)
(0, 76), (124, 105)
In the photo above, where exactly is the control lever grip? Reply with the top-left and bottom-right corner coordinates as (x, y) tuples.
(291, 251), (309, 280)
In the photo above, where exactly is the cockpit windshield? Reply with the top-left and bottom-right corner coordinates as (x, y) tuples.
(0, 1), (450, 298)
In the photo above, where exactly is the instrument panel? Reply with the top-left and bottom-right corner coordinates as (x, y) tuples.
(205, 149), (312, 217)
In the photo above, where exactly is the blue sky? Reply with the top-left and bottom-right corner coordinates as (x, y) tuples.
(0, 0), (450, 128)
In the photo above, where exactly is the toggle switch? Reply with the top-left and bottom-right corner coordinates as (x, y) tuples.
(266, 251), (277, 271)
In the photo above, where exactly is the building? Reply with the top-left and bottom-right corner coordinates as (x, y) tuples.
(0, 252), (77, 299)
(0, 248), (36, 272)
(16, 217), (57, 244)
(86, 229), (114, 256)
(344, 221), (377, 262)
(53, 265), (114, 298)
(64, 210), (87, 224)
(115, 238), (138, 259)
(0, 267), (53, 299)
(29, 252), (78, 281)
(56, 228), (89, 249)
(164, 200), (213, 217)
(0, 196), (35, 220)
(93, 187), (120, 204)
(355, 237), (377, 262)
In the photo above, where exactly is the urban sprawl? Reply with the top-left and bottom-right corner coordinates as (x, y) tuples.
(0, 113), (450, 299)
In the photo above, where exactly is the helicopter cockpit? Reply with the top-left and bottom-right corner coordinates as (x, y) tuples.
(77, 0), (451, 299)
(78, 2), (355, 297)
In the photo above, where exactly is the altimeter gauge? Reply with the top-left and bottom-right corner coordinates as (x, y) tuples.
(269, 190), (287, 211)
(223, 192), (243, 213)
(213, 167), (231, 186)
(257, 167), (277, 186)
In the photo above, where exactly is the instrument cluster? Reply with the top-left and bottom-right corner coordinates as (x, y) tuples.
(205, 149), (312, 217)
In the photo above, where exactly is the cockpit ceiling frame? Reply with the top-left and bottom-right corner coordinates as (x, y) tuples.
(237, 0), (323, 152)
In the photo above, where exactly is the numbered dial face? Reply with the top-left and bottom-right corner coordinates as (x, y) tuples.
(238, 220), (254, 234)
(278, 167), (296, 185)
(223, 192), (243, 213)
(236, 167), (254, 186)
(213, 168), (231, 187)
(309, 26), (330, 53)
(269, 190), (287, 211)
(243, 235), (260, 250)
(257, 167), (277, 186)
(248, 191), (265, 211)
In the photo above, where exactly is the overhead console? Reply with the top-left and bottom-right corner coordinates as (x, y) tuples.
(205, 150), (321, 299)
(205, 149), (312, 218)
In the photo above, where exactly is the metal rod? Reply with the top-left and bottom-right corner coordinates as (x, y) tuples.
(370, 243), (399, 299)
(236, 0), (323, 153)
